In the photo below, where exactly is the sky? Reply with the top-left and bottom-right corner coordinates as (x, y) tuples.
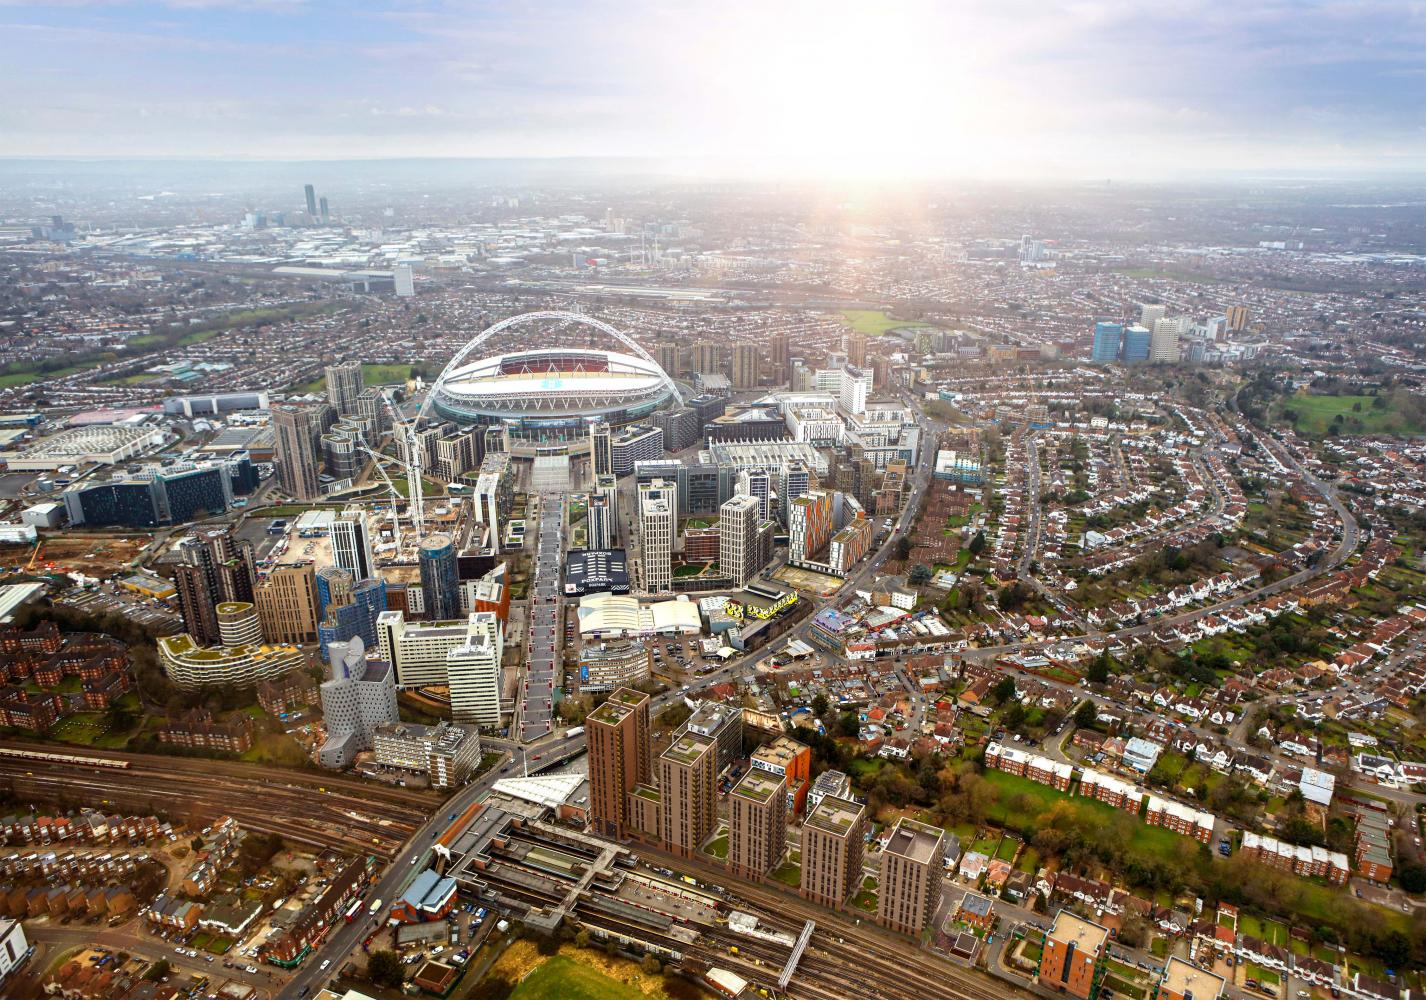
(3, 0), (1425, 179)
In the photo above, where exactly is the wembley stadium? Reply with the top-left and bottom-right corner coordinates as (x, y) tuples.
(431, 347), (676, 434)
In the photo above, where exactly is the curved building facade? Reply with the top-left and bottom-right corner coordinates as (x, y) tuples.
(431, 347), (675, 446)
(158, 633), (307, 690)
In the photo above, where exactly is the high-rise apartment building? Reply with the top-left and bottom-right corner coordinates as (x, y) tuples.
(325, 361), (364, 416)
(727, 768), (786, 880)
(272, 404), (322, 500)
(418, 533), (461, 622)
(587, 493), (614, 551)
(331, 511), (375, 581)
(845, 331), (868, 367)
(719, 493), (761, 587)
(788, 490), (834, 568)
(731, 343), (761, 389)
(1091, 321), (1123, 363)
(876, 817), (945, 936)
(1226, 305), (1249, 331)
(693, 343), (722, 376)
(638, 479), (675, 594)
(254, 562), (321, 645)
(589, 421), (614, 478)
(1139, 302), (1167, 327)
(1122, 325), (1152, 363)
(800, 795), (867, 909)
(1151, 317), (1183, 363)
(304, 183), (317, 217)
(658, 732), (717, 858)
(587, 687), (651, 838)
(446, 611), (502, 726)
(655, 341), (680, 379)
(736, 467), (772, 520)
(1039, 910), (1110, 999)
(317, 576), (386, 658)
(174, 528), (257, 647)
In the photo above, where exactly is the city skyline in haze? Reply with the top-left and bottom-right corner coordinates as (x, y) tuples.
(3, 0), (1426, 179)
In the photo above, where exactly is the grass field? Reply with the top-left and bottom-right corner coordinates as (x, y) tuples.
(299, 362), (418, 393)
(0, 361), (106, 388)
(840, 309), (932, 336)
(981, 770), (1191, 861)
(509, 955), (649, 1000)
(1273, 392), (1426, 437)
(703, 832), (728, 860)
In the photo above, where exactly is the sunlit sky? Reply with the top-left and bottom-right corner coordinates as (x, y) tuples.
(4, 0), (1425, 178)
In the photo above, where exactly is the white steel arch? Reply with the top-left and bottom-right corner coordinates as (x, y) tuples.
(418, 310), (684, 423)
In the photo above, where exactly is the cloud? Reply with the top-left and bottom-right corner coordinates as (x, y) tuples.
(0, 0), (1423, 175)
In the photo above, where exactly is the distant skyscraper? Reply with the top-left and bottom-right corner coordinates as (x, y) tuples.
(589, 421), (613, 478)
(394, 264), (415, 297)
(325, 360), (364, 416)
(1139, 302), (1167, 327)
(731, 343), (761, 389)
(1122, 325), (1152, 363)
(845, 331), (868, 367)
(304, 183), (317, 217)
(693, 343), (721, 375)
(272, 405), (322, 500)
(1091, 321), (1124, 363)
(638, 479), (674, 594)
(318, 196), (329, 222)
(720, 493), (761, 587)
(655, 341), (680, 379)
(418, 533), (461, 621)
(331, 511), (375, 581)
(1151, 317), (1182, 363)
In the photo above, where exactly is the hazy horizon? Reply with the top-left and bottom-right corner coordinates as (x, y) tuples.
(4, 1), (1426, 181)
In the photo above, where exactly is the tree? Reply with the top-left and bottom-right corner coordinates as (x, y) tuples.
(1086, 652), (1111, 685)
(992, 676), (1016, 704)
(575, 930), (592, 949)
(968, 530), (986, 555)
(895, 536), (913, 560)
(1074, 700), (1097, 729)
(640, 953), (662, 976)
(368, 950), (404, 988)
(143, 960), (171, 982)
(1399, 862), (1426, 895)
(811, 693), (829, 719)
(838, 710), (860, 739)
(909, 563), (932, 585)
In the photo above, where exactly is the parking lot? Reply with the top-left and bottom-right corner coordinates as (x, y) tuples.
(59, 586), (184, 633)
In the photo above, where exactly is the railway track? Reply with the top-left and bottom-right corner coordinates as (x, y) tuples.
(635, 844), (1035, 1000)
(0, 740), (440, 810)
(0, 750), (428, 858)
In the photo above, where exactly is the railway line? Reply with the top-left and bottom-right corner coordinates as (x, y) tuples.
(0, 745), (430, 858)
(636, 843), (1035, 1000)
(0, 741), (440, 810)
